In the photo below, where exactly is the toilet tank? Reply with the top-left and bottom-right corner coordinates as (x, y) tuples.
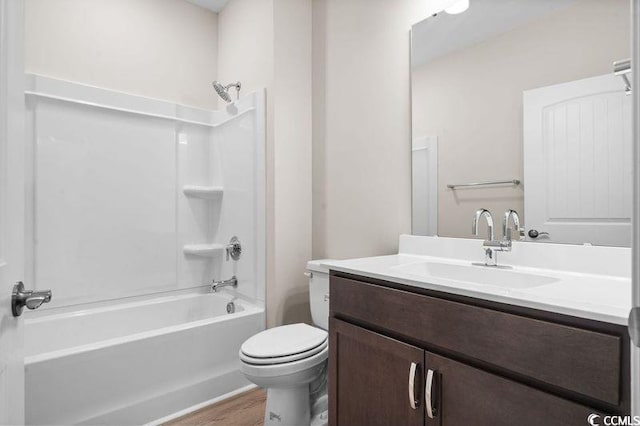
(307, 260), (332, 331)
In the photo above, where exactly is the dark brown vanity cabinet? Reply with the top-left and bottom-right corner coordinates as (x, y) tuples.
(329, 273), (630, 426)
(330, 318), (424, 426)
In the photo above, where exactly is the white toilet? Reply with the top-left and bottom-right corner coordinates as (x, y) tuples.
(240, 260), (331, 426)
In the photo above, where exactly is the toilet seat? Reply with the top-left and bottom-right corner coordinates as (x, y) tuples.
(239, 323), (329, 379)
(240, 323), (328, 365)
(241, 338), (328, 365)
(240, 345), (328, 379)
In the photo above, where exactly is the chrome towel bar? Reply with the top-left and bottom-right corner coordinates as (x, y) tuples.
(614, 58), (632, 94)
(447, 179), (521, 189)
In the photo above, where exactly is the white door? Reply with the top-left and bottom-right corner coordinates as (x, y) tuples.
(524, 74), (632, 246)
(412, 136), (438, 236)
(0, 0), (25, 424)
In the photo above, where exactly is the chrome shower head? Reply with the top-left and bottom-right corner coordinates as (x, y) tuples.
(212, 81), (232, 102)
(212, 81), (241, 103)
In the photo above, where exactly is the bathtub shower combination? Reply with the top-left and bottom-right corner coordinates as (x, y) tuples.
(22, 74), (266, 425)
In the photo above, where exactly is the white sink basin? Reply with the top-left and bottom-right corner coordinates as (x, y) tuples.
(392, 261), (558, 289)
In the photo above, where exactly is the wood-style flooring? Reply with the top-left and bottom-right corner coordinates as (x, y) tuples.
(165, 388), (266, 426)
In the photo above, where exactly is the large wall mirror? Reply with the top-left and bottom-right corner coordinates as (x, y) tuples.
(411, 0), (631, 246)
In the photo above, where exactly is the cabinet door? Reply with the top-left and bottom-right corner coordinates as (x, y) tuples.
(424, 351), (603, 426)
(329, 318), (424, 426)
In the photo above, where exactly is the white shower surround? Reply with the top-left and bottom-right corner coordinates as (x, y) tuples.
(22, 74), (266, 424)
(24, 73), (265, 305)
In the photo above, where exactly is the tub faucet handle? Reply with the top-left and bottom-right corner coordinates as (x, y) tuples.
(11, 282), (52, 317)
(226, 236), (242, 261)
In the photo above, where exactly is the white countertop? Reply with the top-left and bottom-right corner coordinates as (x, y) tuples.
(321, 236), (632, 326)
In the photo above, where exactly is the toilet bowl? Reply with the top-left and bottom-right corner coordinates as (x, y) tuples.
(239, 260), (332, 426)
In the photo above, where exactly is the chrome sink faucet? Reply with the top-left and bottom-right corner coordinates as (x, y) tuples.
(211, 276), (238, 292)
(472, 208), (494, 241)
(472, 208), (510, 266)
(502, 209), (521, 248)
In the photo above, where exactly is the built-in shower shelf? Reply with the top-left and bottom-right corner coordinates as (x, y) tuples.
(183, 185), (224, 199)
(183, 244), (225, 257)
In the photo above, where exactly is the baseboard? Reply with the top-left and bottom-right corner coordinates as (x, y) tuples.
(147, 383), (259, 425)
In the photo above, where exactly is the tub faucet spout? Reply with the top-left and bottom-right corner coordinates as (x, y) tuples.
(211, 276), (238, 292)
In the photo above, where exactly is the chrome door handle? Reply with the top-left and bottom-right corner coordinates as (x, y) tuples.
(408, 362), (419, 409)
(12, 282), (52, 317)
(426, 369), (437, 419)
(528, 229), (550, 239)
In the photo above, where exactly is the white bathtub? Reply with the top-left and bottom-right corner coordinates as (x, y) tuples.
(24, 291), (265, 425)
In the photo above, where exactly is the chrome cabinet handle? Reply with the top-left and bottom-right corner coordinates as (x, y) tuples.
(408, 362), (419, 409)
(426, 369), (437, 419)
(11, 282), (52, 317)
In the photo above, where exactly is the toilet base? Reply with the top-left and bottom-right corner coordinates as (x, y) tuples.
(310, 394), (328, 426)
(261, 372), (328, 426)
(264, 385), (310, 426)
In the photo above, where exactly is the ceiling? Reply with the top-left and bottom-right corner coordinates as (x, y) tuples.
(186, 0), (230, 13)
(411, 0), (577, 67)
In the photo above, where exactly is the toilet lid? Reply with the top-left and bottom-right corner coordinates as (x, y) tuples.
(241, 323), (328, 359)
(240, 339), (327, 365)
